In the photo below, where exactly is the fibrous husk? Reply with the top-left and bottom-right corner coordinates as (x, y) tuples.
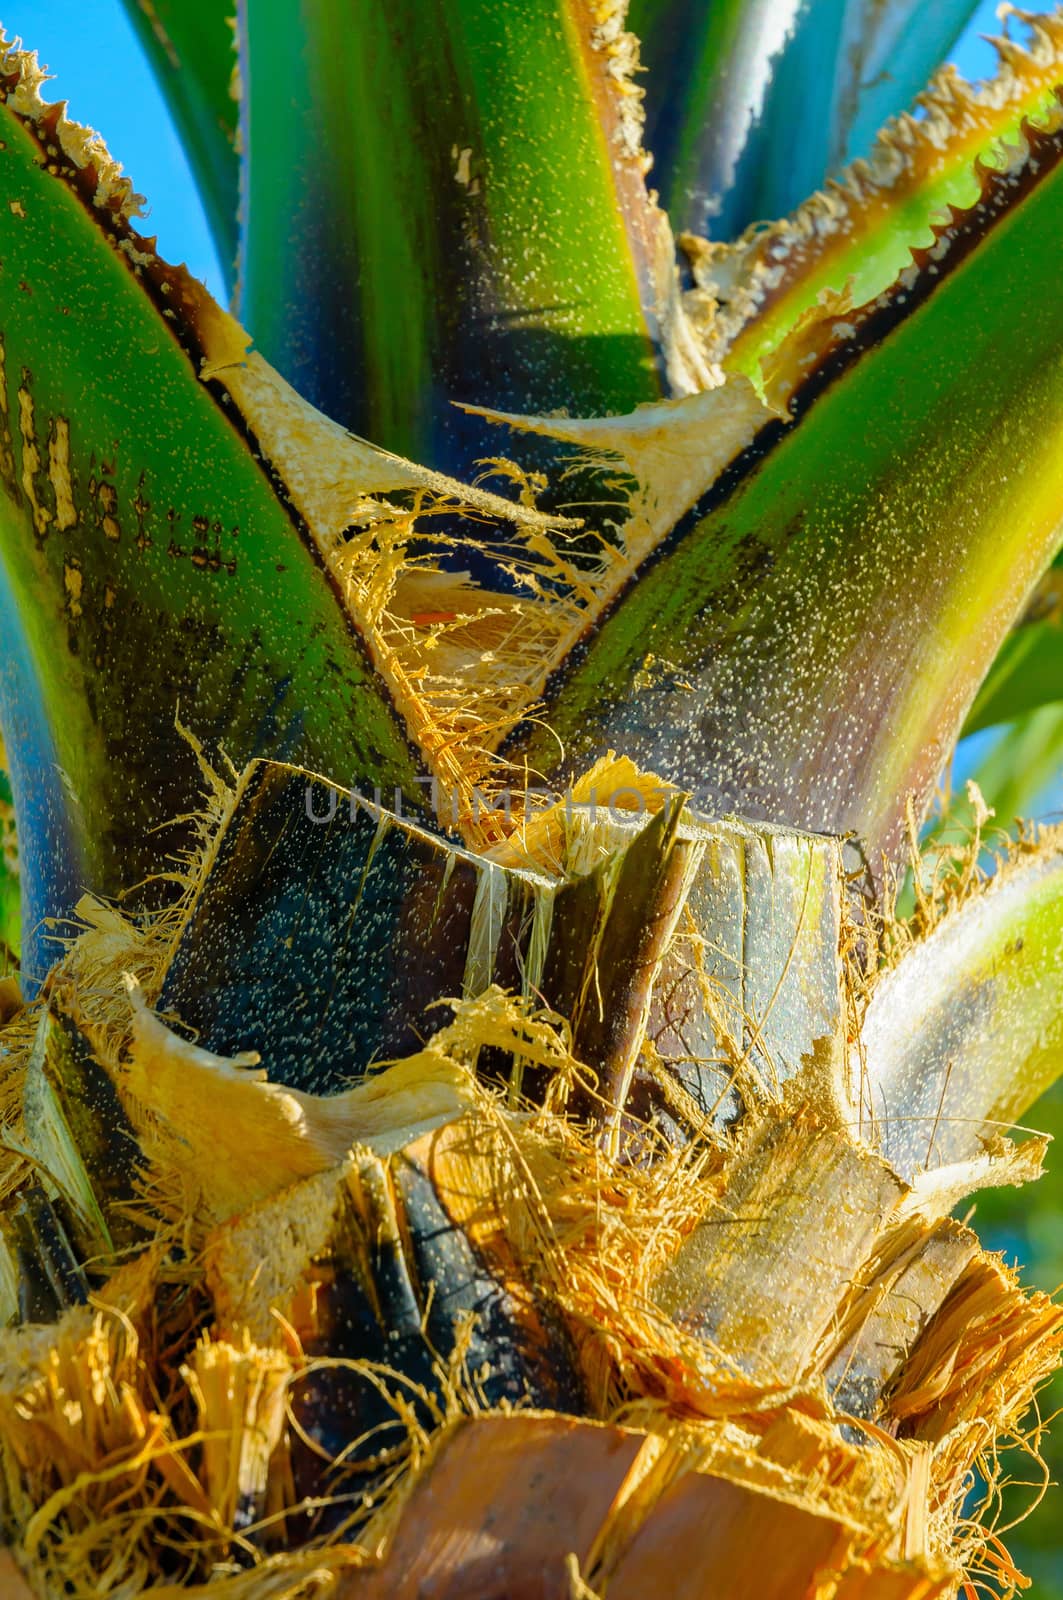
(0, 780), (1059, 1595)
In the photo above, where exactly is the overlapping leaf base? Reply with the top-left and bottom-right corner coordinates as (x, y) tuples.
(0, 768), (1059, 1596)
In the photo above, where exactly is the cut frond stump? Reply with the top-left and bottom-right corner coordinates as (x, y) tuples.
(0, 772), (1059, 1594)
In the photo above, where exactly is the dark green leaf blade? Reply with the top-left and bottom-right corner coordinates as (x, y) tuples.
(0, 46), (423, 980)
(631, 0), (981, 239)
(966, 613), (1063, 734)
(503, 107), (1063, 885)
(118, 0), (239, 288)
(235, 0), (699, 476)
(705, 21), (1063, 387)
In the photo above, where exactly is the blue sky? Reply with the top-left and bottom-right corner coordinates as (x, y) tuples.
(8, 0), (1051, 307)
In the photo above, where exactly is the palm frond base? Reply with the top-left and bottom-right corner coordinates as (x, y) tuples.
(0, 771), (1059, 1597)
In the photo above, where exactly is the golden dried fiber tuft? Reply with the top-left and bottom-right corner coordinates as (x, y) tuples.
(0, 779), (1059, 1594)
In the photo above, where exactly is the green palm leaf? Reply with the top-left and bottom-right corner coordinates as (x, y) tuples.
(630, 0), (982, 237)
(0, 46), (444, 972)
(504, 103), (1063, 879)
(118, 0), (239, 287)
(234, 0), (689, 473)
